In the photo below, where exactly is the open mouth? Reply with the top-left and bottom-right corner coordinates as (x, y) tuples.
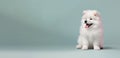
(85, 23), (93, 28)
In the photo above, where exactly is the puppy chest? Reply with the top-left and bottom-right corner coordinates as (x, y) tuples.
(86, 31), (99, 40)
(86, 30), (99, 36)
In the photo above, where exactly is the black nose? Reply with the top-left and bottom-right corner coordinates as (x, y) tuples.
(84, 20), (87, 23)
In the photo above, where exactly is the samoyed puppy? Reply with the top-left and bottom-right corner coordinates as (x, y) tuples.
(76, 10), (103, 50)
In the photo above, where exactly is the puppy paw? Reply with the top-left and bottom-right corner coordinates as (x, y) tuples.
(82, 46), (88, 50)
(76, 45), (81, 49)
(94, 46), (100, 50)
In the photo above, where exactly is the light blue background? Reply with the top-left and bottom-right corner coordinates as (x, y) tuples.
(0, 0), (120, 58)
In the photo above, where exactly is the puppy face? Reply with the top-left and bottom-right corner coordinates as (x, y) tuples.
(81, 10), (101, 29)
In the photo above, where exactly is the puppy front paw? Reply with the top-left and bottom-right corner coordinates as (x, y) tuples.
(82, 46), (88, 50)
(94, 46), (100, 50)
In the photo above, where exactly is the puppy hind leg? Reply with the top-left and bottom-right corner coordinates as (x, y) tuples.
(76, 36), (82, 49)
(76, 44), (82, 49)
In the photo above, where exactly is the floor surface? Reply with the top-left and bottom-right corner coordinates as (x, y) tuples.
(0, 45), (120, 58)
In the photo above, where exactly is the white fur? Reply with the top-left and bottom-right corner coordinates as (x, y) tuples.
(76, 10), (103, 50)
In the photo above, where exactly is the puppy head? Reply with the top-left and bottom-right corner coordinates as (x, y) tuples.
(81, 10), (101, 29)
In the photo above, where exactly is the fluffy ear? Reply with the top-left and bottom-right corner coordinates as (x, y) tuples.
(93, 10), (100, 16)
(83, 10), (88, 15)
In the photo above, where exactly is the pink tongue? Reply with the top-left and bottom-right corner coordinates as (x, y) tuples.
(85, 25), (88, 28)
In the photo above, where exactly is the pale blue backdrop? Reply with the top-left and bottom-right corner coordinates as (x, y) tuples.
(0, 0), (120, 58)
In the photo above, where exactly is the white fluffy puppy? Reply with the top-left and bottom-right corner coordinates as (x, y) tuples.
(76, 10), (103, 50)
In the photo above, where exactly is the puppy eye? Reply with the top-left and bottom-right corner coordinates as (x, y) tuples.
(90, 18), (92, 20)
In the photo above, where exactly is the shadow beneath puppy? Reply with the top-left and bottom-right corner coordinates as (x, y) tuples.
(76, 46), (115, 50)
(101, 46), (119, 50)
(102, 47), (113, 49)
